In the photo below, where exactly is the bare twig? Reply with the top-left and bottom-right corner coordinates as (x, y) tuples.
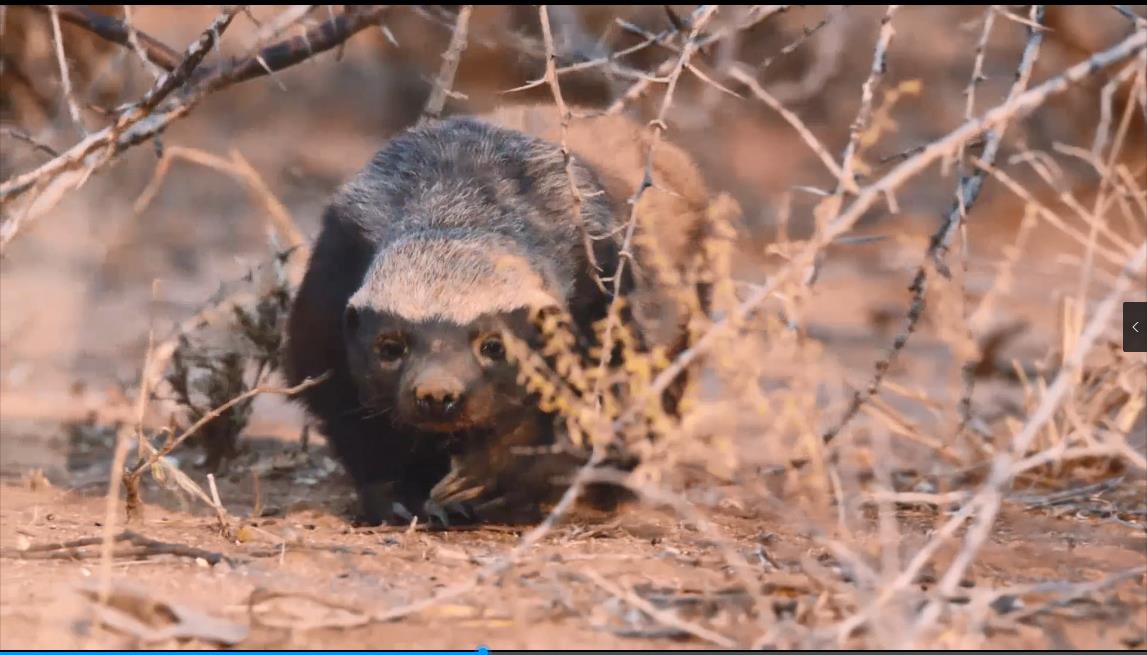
(502, 21), (670, 96)
(952, 6), (1002, 436)
(759, 11), (835, 74)
(996, 566), (1147, 621)
(47, 5), (86, 135)
(122, 4), (165, 80)
(906, 239), (1147, 644)
(536, 5), (603, 289)
(187, 6), (392, 94)
(838, 5), (901, 193)
(1112, 5), (1147, 28)
(136, 7), (243, 116)
(226, 149), (308, 254)
(98, 302), (158, 608)
(2, 530), (234, 566)
(422, 5), (472, 121)
(594, 4), (719, 402)
(1092, 61), (1140, 159)
(826, 25), (1144, 242)
(36, 5), (181, 71)
(763, 6), (850, 105)
(833, 237), (1146, 645)
(972, 158), (1133, 268)
(963, 7), (998, 155)
(0, 6), (242, 248)
(0, 127), (59, 157)
(130, 145), (307, 258)
(0, 6), (390, 251)
(600, 5), (726, 116)
(728, 66), (849, 188)
(245, 5), (317, 52)
(372, 580), (478, 623)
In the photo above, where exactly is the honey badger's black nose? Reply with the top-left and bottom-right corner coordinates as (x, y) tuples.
(414, 385), (463, 420)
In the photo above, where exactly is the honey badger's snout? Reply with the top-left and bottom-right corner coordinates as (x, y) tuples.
(404, 360), (475, 427)
(412, 373), (464, 420)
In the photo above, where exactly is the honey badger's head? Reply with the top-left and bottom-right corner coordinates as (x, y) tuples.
(343, 233), (567, 435)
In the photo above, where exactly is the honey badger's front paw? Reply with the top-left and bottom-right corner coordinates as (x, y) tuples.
(356, 481), (428, 526)
(429, 466), (554, 525)
(429, 466), (489, 508)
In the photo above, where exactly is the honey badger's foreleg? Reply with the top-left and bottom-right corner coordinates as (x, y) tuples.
(325, 416), (450, 525)
(283, 213), (454, 525)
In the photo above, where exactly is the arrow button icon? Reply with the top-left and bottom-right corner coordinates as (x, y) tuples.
(1126, 302), (1147, 353)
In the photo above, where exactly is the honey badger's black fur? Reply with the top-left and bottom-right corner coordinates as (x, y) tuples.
(284, 105), (729, 526)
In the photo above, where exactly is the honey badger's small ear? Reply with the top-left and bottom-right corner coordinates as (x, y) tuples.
(502, 305), (563, 342)
(530, 304), (565, 323)
(344, 304), (361, 333)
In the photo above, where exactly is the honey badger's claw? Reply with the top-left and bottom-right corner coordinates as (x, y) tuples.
(422, 499), (476, 527)
(423, 499), (451, 527)
(451, 502), (474, 521)
(392, 502), (414, 523)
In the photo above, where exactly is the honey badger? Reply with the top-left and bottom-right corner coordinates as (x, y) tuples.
(284, 104), (736, 526)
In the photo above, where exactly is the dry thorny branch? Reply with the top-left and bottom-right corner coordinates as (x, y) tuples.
(1, 4), (1146, 650)
(0, 5), (393, 249)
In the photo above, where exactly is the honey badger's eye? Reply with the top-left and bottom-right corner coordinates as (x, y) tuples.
(479, 336), (506, 362)
(377, 337), (407, 363)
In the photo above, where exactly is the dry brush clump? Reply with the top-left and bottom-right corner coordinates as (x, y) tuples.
(1, 4), (1145, 650)
(160, 245), (294, 471)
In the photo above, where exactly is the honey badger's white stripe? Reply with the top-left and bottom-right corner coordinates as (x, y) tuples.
(348, 233), (566, 324)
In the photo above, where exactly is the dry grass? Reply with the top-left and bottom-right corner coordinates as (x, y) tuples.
(1, 4), (1145, 650)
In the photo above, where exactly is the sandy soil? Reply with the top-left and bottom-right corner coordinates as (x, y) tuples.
(2, 424), (1144, 650)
